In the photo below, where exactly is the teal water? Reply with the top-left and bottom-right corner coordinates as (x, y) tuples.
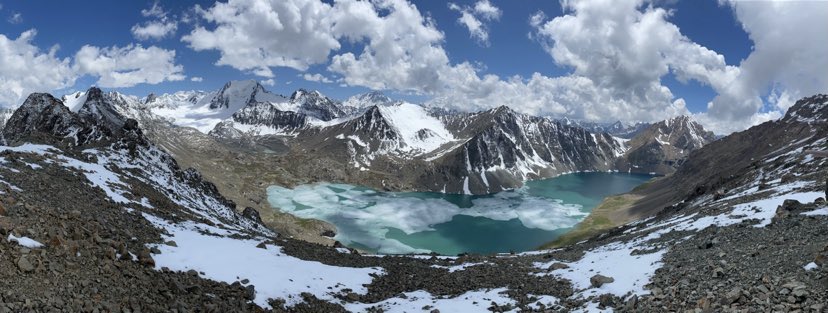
(266, 173), (652, 255)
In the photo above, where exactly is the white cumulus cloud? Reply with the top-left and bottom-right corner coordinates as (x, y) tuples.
(448, 0), (502, 46)
(132, 1), (178, 40)
(182, 0), (340, 77)
(0, 30), (76, 107)
(74, 44), (185, 88)
(181, 0), (827, 134)
(698, 0), (828, 134)
(301, 73), (332, 83)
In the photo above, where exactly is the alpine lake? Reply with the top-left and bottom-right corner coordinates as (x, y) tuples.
(267, 172), (653, 255)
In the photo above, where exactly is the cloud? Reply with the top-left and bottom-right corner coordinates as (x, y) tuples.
(301, 73), (332, 83)
(132, 1), (177, 40)
(74, 44), (185, 88)
(328, 0), (449, 93)
(141, 1), (166, 18)
(182, 0), (824, 134)
(701, 0), (828, 134)
(448, 0), (501, 46)
(527, 0), (754, 132)
(7, 12), (21, 24)
(261, 78), (275, 86)
(132, 21), (177, 40)
(182, 0), (340, 77)
(190, 76), (203, 82)
(0, 30), (76, 107)
(183, 0), (696, 124)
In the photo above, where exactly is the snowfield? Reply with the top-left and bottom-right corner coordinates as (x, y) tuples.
(142, 213), (383, 308)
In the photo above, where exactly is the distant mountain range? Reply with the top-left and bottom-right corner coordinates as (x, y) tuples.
(53, 80), (716, 195)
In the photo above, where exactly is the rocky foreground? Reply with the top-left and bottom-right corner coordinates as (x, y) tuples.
(0, 92), (826, 312)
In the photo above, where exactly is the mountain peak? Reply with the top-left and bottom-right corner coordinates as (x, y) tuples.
(290, 88), (325, 101)
(782, 94), (828, 123)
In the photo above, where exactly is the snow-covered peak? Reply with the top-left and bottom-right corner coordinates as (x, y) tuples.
(342, 91), (393, 109)
(61, 91), (88, 112)
(142, 90), (209, 109)
(376, 102), (454, 154)
(646, 115), (715, 150)
(206, 80), (287, 111)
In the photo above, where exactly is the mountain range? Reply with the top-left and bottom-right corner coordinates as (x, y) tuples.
(53, 80), (716, 197)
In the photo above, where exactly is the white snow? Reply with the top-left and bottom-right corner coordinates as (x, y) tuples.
(526, 294), (560, 310)
(7, 234), (44, 248)
(343, 288), (515, 313)
(537, 241), (665, 298)
(0, 144), (136, 204)
(377, 102), (454, 154)
(62, 91), (88, 112)
(430, 262), (490, 273)
(803, 262), (819, 271)
(730, 190), (824, 227)
(141, 80), (289, 133)
(142, 213), (382, 308)
(573, 300), (614, 313)
(802, 207), (828, 216)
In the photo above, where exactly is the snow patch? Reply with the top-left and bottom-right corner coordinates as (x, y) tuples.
(7, 234), (44, 248)
(343, 288), (515, 313)
(142, 213), (382, 308)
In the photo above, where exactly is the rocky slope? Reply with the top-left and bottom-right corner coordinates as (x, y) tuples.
(0, 91), (825, 312)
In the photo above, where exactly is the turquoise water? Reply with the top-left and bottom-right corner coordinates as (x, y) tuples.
(266, 173), (653, 255)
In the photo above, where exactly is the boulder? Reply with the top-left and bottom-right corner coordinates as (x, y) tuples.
(590, 274), (615, 288)
(548, 262), (569, 270)
(242, 207), (263, 224)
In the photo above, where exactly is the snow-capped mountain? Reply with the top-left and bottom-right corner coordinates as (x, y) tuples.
(424, 106), (626, 194)
(53, 81), (717, 195)
(559, 118), (651, 139)
(615, 115), (717, 174)
(340, 91), (394, 115)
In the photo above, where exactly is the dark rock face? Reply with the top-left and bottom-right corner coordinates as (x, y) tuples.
(144, 93), (157, 104)
(2, 93), (96, 145)
(242, 207), (263, 224)
(290, 89), (345, 121)
(230, 102), (310, 134)
(78, 87), (128, 134)
(428, 107), (624, 194)
(616, 115), (716, 175)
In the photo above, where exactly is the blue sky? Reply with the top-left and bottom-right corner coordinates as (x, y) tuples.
(1, 0), (825, 134)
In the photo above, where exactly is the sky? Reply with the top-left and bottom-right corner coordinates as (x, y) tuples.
(0, 0), (826, 134)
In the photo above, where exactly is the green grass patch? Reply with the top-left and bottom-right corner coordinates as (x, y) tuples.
(539, 195), (637, 249)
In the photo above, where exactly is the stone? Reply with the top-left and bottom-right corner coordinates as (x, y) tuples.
(17, 256), (35, 272)
(599, 294), (615, 307)
(590, 274), (615, 288)
(713, 267), (725, 278)
(549, 262), (569, 270)
(137, 249), (155, 267)
(255, 242), (267, 249)
(164, 240), (177, 247)
(722, 288), (741, 304)
(241, 207), (263, 224)
(0, 217), (13, 235)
